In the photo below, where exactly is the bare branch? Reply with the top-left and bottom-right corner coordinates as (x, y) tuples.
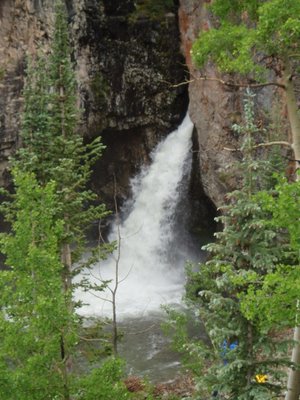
(119, 264), (134, 284)
(224, 147), (239, 152)
(84, 291), (113, 303)
(169, 76), (286, 90)
(253, 141), (292, 149)
(169, 78), (195, 88)
(224, 141), (292, 152)
(111, 173), (121, 356)
(108, 286), (113, 295)
(78, 336), (110, 342)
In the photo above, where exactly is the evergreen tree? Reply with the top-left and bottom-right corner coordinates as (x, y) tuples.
(14, 0), (110, 306)
(16, 0), (108, 271)
(180, 92), (289, 399)
(0, 1), (110, 398)
(239, 176), (300, 329)
(238, 175), (300, 400)
(0, 170), (75, 400)
(0, 173), (127, 399)
(192, 3), (300, 396)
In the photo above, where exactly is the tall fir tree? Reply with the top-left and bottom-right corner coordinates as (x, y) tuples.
(0, 1), (109, 399)
(191, 2), (300, 396)
(178, 92), (290, 399)
(16, 0), (108, 271)
(238, 175), (300, 400)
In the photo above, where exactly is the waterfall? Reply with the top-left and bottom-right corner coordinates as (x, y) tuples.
(77, 114), (195, 319)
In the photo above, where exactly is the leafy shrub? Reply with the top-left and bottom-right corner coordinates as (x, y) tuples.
(74, 358), (131, 400)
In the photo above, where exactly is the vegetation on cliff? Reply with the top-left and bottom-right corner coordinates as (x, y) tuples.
(0, 0), (299, 399)
(167, 1), (300, 398)
(0, 2), (123, 399)
(192, 0), (300, 178)
(130, 0), (175, 21)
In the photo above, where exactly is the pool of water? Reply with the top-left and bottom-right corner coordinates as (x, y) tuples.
(118, 311), (183, 383)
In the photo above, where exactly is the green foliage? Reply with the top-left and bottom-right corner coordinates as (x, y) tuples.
(75, 358), (130, 400)
(192, 0), (300, 79)
(15, 1), (108, 257)
(0, 169), (76, 399)
(262, 176), (300, 251)
(91, 71), (109, 108)
(256, 0), (300, 54)
(239, 177), (300, 329)
(210, 0), (260, 20)
(0, 67), (5, 81)
(130, 0), (174, 21)
(169, 93), (291, 399)
(0, 1), (112, 398)
(192, 23), (261, 77)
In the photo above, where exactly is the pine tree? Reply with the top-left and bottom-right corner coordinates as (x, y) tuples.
(0, 1), (109, 398)
(183, 92), (289, 399)
(16, 0), (107, 268)
(237, 175), (300, 400)
(14, 0), (109, 303)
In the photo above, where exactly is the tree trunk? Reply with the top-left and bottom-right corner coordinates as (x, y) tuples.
(285, 324), (300, 400)
(112, 290), (118, 357)
(111, 175), (120, 357)
(60, 233), (73, 400)
(61, 241), (72, 295)
(283, 59), (300, 400)
(283, 62), (300, 173)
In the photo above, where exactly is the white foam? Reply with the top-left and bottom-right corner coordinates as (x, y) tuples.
(75, 114), (194, 319)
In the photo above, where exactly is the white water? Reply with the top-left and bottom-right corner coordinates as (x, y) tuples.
(76, 114), (194, 320)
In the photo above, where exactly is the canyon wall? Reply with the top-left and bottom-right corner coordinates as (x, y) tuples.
(178, 0), (277, 208)
(0, 0), (279, 219)
(0, 0), (187, 208)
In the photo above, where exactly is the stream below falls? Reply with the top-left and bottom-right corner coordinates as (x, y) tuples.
(75, 114), (207, 382)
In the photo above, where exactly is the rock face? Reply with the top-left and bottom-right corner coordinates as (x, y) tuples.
(3, 0), (259, 238)
(178, 0), (242, 207)
(178, 0), (276, 208)
(0, 0), (188, 207)
(2, 0), (262, 223)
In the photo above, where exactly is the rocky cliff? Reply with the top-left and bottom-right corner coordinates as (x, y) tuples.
(178, 0), (278, 208)
(1, 0), (275, 224)
(0, 0), (189, 207)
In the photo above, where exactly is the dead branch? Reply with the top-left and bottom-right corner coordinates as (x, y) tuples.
(224, 141), (292, 152)
(253, 141), (292, 149)
(78, 336), (110, 342)
(170, 76), (285, 90)
(224, 146), (239, 152)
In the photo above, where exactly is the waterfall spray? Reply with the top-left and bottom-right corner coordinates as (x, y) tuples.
(77, 114), (194, 319)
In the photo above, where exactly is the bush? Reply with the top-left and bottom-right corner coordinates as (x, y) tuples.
(74, 358), (131, 400)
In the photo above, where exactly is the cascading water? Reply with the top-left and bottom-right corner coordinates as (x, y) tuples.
(77, 114), (195, 320)
(76, 114), (201, 381)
